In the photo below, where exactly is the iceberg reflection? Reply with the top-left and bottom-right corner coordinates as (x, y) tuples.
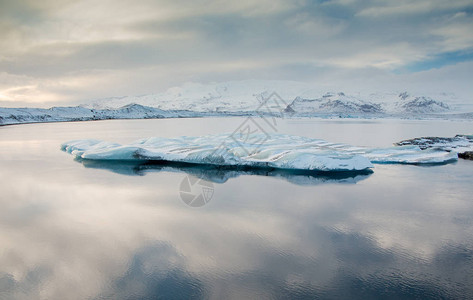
(76, 158), (373, 185)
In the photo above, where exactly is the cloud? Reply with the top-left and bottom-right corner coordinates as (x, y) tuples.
(356, 0), (473, 17)
(0, 0), (472, 106)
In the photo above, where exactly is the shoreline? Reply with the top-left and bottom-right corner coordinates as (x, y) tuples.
(2, 113), (473, 128)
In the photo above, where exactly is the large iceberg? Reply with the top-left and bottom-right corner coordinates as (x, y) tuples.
(61, 134), (458, 172)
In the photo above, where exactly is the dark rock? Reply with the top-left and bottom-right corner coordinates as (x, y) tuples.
(284, 105), (295, 113)
(400, 96), (450, 113)
(399, 92), (409, 100)
(458, 152), (473, 160)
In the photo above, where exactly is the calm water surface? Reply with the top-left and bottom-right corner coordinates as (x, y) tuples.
(1, 117), (473, 299)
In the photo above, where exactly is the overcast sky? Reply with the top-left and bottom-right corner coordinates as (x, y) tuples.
(1, 0), (473, 107)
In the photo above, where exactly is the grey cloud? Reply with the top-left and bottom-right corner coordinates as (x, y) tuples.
(1, 0), (473, 105)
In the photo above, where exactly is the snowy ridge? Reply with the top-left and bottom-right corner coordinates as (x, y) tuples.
(286, 91), (455, 115)
(394, 94), (450, 113)
(0, 104), (196, 126)
(2, 80), (472, 126)
(82, 80), (313, 112)
(83, 81), (467, 116)
(61, 134), (458, 173)
(286, 92), (384, 114)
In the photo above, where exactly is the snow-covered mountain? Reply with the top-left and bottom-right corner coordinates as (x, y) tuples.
(84, 81), (464, 116)
(1, 80), (471, 126)
(394, 94), (450, 113)
(83, 80), (315, 113)
(286, 91), (454, 115)
(286, 92), (384, 115)
(0, 104), (195, 126)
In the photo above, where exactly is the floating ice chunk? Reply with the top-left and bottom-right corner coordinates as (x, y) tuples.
(395, 135), (473, 153)
(362, 146), (458, 164)
(62, 134), (373, 172)
(61, 134), (458, 172)
(61, 140), (123, 157)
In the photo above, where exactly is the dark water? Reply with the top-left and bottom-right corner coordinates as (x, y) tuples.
(1, 118), (473, 300)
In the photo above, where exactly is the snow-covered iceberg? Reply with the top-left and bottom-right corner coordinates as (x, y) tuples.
(395, 135), (473, 153)
(61, 134), (458, 172)
(61, 135), (373, 172)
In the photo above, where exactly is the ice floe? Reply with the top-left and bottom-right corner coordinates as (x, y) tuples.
(395, 135), (473, 153)
(61, 134), (459, 172)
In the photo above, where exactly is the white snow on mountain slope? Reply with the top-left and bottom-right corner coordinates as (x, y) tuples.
(285, 92), (384, 114)
(0, 104), (187, 125)
(286, 91), (460, 115)
(365, 92), (451, 114)
(61, 133), (458, 173)
(84, 80), (468, 116)
(83, 80), (319, 113)
(2, 80), (472, 126)
(394, 93), (450, 113)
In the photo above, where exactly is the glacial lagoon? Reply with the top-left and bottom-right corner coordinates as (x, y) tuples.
(1, 117), (473, 299)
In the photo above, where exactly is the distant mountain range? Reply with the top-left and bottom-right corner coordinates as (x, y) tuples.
(286, 92), (451, 115)
(0, 104), (194, 126)
(1, 80), (472, 125)
(83, 80), (462, 114)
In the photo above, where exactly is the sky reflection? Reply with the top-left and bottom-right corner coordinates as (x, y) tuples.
(1, 119), (473, 299)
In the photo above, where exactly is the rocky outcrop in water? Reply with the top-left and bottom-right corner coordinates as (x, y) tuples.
(458, 152), (473, 160)
(395, 135), (473, 160)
